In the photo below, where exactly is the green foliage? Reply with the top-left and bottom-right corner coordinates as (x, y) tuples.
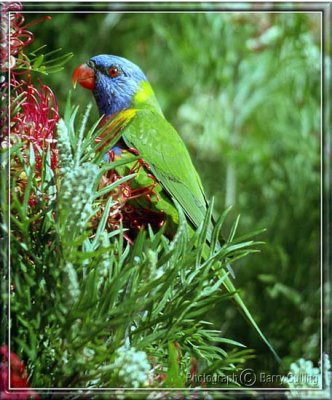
(5, 104), (262, 389)
(20, 45), (73, 75)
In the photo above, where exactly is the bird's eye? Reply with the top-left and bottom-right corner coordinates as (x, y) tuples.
(108, 66), (120, 78)
(87, 60), (96, 68)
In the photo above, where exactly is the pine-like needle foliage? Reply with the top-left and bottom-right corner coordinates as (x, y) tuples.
(3, 102), (263, 390)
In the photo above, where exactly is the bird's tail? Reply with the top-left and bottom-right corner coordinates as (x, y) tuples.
(198, 201), (281, 364)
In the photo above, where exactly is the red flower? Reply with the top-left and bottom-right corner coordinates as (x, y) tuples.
(0, 2), (51, 72)
(0, 345), (39, 399)
(1, 2), (55, 153)
(11, 79), (59, 172)
(95, 154), (165, 243)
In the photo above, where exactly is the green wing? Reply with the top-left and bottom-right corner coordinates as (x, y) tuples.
(122, 108), (210, 234)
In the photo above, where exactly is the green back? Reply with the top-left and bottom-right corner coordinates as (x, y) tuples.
(120, 80), (213, 236)
(122, 107), (209, 234)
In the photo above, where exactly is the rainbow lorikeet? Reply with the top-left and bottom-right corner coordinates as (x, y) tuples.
(72, 54), (209, 241)
(72, 54), (280, 362)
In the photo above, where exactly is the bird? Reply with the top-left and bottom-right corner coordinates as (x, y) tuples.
(72, 54), (280, 362)
(72, 54), (212, 241)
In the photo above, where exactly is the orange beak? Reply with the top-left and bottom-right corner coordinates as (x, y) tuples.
(72, 63), (95, 90)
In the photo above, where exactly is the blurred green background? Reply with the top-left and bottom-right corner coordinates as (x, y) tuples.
(28, 8), (321, 373)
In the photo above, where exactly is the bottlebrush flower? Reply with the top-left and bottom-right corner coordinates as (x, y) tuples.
(110, 346), (151, 388)
(0, 345), (39, 399)
(0, 2), (51, 72)
(94, 160), (165, 243)
(58, 162), (99, 232)
(8, 78), (59, 209)
(56, 119), (73, 174)
(1, 2), (58, 170)
(0, 2), (24, 71)
(11, 79), (59, 172)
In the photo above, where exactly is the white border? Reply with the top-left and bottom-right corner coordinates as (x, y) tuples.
(6, 3), (325, 395)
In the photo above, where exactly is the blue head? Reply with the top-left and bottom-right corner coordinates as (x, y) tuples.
(72, 54), (148, 116)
